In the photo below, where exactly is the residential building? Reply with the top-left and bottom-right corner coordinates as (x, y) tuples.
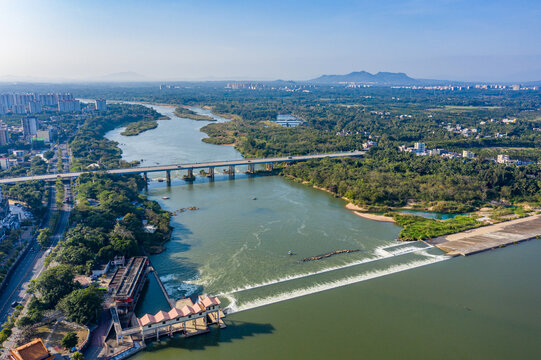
(0, 158), (11, 170)
(58, 99), (81, 112)
(0, 122), (9, 145)
(21, 117), (38, 138)
(27, 101), (42, 114)
(95, 98), (107, 111)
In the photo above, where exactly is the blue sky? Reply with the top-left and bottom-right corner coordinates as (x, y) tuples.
(1, 0), (540, 81)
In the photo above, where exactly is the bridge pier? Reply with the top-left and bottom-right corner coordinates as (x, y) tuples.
(228, 165), (235, 176)
(265, 163), (273, 171)
(143, 172), (148, 184)
(208, 167), (214, 178)
(165, 170), (171, 186)
(247, 164), (255, 174)
(187, 168), (193, 178)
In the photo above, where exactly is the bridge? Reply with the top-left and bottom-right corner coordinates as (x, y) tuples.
(0, 151), (365, 185)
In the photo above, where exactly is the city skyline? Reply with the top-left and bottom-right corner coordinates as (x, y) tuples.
(1, 0), (540, 82)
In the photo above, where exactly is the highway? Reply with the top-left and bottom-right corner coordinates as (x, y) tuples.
(0, 151), (365, 184)
(0, 183), (72, 326)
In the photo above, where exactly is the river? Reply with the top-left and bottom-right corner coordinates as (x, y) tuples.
(105, 104), (541, 359)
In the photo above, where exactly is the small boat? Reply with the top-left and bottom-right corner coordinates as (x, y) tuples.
(288, 251), (293, 256)
(252, 197), (257, 200)
(162, 196), (169, 200)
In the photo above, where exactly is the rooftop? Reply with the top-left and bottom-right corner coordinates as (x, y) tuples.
(9, 338), (53, 360)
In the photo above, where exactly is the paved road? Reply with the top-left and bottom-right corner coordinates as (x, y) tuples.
(0, 151), (365, 184)
(0, 184), (72, 326)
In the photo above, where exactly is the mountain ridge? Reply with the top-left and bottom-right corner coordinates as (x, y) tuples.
(311, 71), (418, 85)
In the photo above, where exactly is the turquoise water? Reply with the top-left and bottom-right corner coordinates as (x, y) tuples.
(395, 209), (460, 220)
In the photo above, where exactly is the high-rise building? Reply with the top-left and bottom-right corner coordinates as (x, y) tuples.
(21, 117), (38, 138)
(0, 122), (9, 146)
(12, 104), (26, 114)
(95, 99), (107, 111)
(28, 100), (43, 114)
(58, 99), (81, 112)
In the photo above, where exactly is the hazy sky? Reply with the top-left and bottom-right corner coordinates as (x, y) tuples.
(1, 0), (540, 82)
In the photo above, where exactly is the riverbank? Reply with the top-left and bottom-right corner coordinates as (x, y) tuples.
(431, 213), (541, 256)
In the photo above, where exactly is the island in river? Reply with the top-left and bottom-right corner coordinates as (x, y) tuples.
(174, 106), (216, 121)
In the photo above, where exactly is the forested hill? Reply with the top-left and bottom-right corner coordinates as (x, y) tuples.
(311, 71), (418, 85)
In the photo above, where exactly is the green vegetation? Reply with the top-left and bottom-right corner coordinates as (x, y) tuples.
(391, 214), (481, 240)
(283, 148), (541, 212)
(30, 264), (78, 309)
(43, 150), (55, 160)
(57, 149), (63, 173)
(37, 228), (52, 247)
(55, 178), (65, 208)
(58, 286), (104, 325)
(175, 107), (215, 121)
(4, 181), (47, 216)
(61, 331), (78, 350)
(120, 120), (158, 136)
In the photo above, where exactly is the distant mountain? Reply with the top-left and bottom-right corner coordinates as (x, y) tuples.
(310, 71), (418, 85)
(92, 71), (147, 82)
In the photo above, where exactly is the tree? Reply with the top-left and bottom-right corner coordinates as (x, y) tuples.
(57, 286), (105, 324)
(43, 150), (55, 160)
(72, 351), (84, 360)
(37, 228), (52, 247)
(61, 331), (78, 350)
(32, 264), (78, 309)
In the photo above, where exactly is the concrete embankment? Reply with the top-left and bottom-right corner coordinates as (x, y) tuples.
(430, 214), (541, 256)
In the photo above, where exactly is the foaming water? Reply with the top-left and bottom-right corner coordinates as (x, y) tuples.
(227, 254), (450, 313)
(215, 243), (433, 296)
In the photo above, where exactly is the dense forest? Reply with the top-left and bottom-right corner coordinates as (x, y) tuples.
(283, 147), (541, 212)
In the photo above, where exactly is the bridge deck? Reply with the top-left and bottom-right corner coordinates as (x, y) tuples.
(0, 151), (364, 184)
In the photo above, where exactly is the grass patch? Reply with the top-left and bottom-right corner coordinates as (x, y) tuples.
(391, 214), (481, 241)
(33, 320), (88, 352)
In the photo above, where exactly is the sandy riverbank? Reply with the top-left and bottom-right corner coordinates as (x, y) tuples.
(351, 211), (395, 222)
(297, 181), (396, 223)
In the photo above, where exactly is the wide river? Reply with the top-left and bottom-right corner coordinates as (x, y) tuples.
(106, 105), (541, 359)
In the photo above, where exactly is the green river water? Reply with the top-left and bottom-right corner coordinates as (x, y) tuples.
(106, 104), (541, 359)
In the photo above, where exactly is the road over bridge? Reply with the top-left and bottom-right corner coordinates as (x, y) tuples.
(0, 151), (365, 184)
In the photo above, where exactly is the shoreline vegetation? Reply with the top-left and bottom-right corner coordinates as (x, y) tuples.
(121, 120), (158, 136)
(174, 107), (216, 121)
